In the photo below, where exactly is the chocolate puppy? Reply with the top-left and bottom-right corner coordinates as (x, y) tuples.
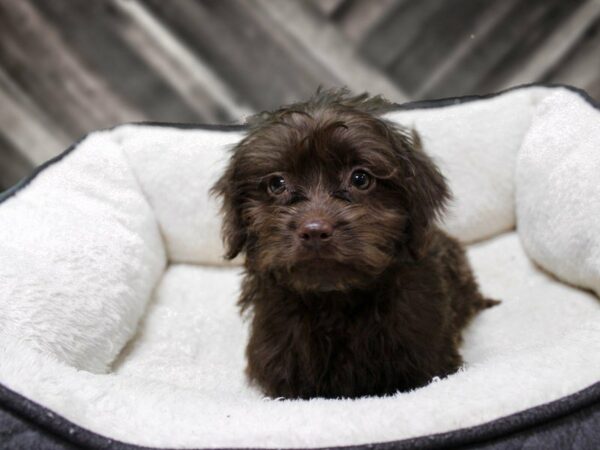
(212, 88), (498, 399)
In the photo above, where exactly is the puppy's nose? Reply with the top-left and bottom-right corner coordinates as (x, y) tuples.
(298, 219), (333, 246)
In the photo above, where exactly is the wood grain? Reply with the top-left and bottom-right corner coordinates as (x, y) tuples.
(0, 0), (598, 190)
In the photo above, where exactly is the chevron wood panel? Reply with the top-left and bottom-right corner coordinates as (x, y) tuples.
(0, 0), (599, 189)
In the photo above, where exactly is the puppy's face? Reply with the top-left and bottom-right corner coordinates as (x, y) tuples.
(213, 91), (449, 292)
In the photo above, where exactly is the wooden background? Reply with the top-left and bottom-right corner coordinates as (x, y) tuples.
(1, 0), (600, 191)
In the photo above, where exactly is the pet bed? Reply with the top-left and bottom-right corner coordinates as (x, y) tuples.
(0, 84), (599, 450)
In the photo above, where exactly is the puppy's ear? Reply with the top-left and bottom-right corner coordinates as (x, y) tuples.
(211, 161), (247, 260)
(390, 127), (450, 260)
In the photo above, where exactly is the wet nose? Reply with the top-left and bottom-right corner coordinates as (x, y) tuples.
(298, 219), (333, 245)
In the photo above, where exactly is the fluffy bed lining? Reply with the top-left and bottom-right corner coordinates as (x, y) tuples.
(0, 85), (599, 449)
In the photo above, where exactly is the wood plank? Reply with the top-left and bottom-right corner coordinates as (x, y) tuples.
(29, 0), (207, 123)
(0, 0), (145, 137)
(402, 0), (575, 98)
(253, 0), (408, 102)
(308, 0), (348, 17)
(0, 65), (70, 153)
(359, 0), (442, 70)
(545, 15), (600, 100)
(504, 0), (600, 88)
(0, 132), (32, 192)
(142, 0), (341, 110)
(0, 63), (69, 190)
(113, 0), (252, 122)
(387, 0), (507, 96)
(332, 0), (400, 43)
(586, 76), (600, 103)
(0, 71), (68, 165)
(474, 0), (585, 95)
(414, 0), (517, 98)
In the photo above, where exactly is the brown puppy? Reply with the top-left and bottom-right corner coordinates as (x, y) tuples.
(212, 88), (498, 399)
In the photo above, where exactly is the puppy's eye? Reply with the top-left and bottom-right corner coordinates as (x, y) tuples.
(268, 175), (286, 195)
(350, 170), (372, 190)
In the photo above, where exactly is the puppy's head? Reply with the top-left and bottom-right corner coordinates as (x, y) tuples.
(212, 88), (449, 292)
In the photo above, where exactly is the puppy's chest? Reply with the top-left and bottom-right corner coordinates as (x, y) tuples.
(297, 305), (399, 365)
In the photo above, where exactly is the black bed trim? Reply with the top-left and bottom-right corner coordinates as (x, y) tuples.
(0, 381), (598, 450)
(1, 83), (599, 449)
(388, 81), (600, 110)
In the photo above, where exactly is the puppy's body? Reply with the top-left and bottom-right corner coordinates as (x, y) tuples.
(213, 89), (497, 399)
(242, 230), (494, 399)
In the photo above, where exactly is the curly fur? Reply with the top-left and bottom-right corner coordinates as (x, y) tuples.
(212, 88), (498, 399)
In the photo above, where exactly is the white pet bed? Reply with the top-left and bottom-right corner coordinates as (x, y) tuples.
(0, 85), (599, 449)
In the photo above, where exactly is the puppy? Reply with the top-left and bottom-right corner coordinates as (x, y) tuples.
(212, 88), (498, 399)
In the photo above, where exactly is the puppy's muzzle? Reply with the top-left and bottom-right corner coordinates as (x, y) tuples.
(297, 218), (333, 250)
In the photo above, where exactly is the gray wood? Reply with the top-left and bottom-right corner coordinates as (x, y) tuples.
(0, 0), (145, 137)
(1, 0), (600, 189)
(0, 132), (32, 191)
(413, 0), (517, 98)
(0, 82), (68, 166)
(333, 0), (399, 43)
(255, 0), (408, 102)
(506, 0), (600, 89)
(309, 0), (348, 17)
(29, 0), (215, 123)
(142, 0), (341, 110)
(387, 0), (508, 95)
(545, 15), (600, 101)
(0, 66), (70, 163)
(393, 0), (576, 98)
(359, 0), (443, 69)
(113, 0), (253, 122)
(474, 0), (586, 95)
